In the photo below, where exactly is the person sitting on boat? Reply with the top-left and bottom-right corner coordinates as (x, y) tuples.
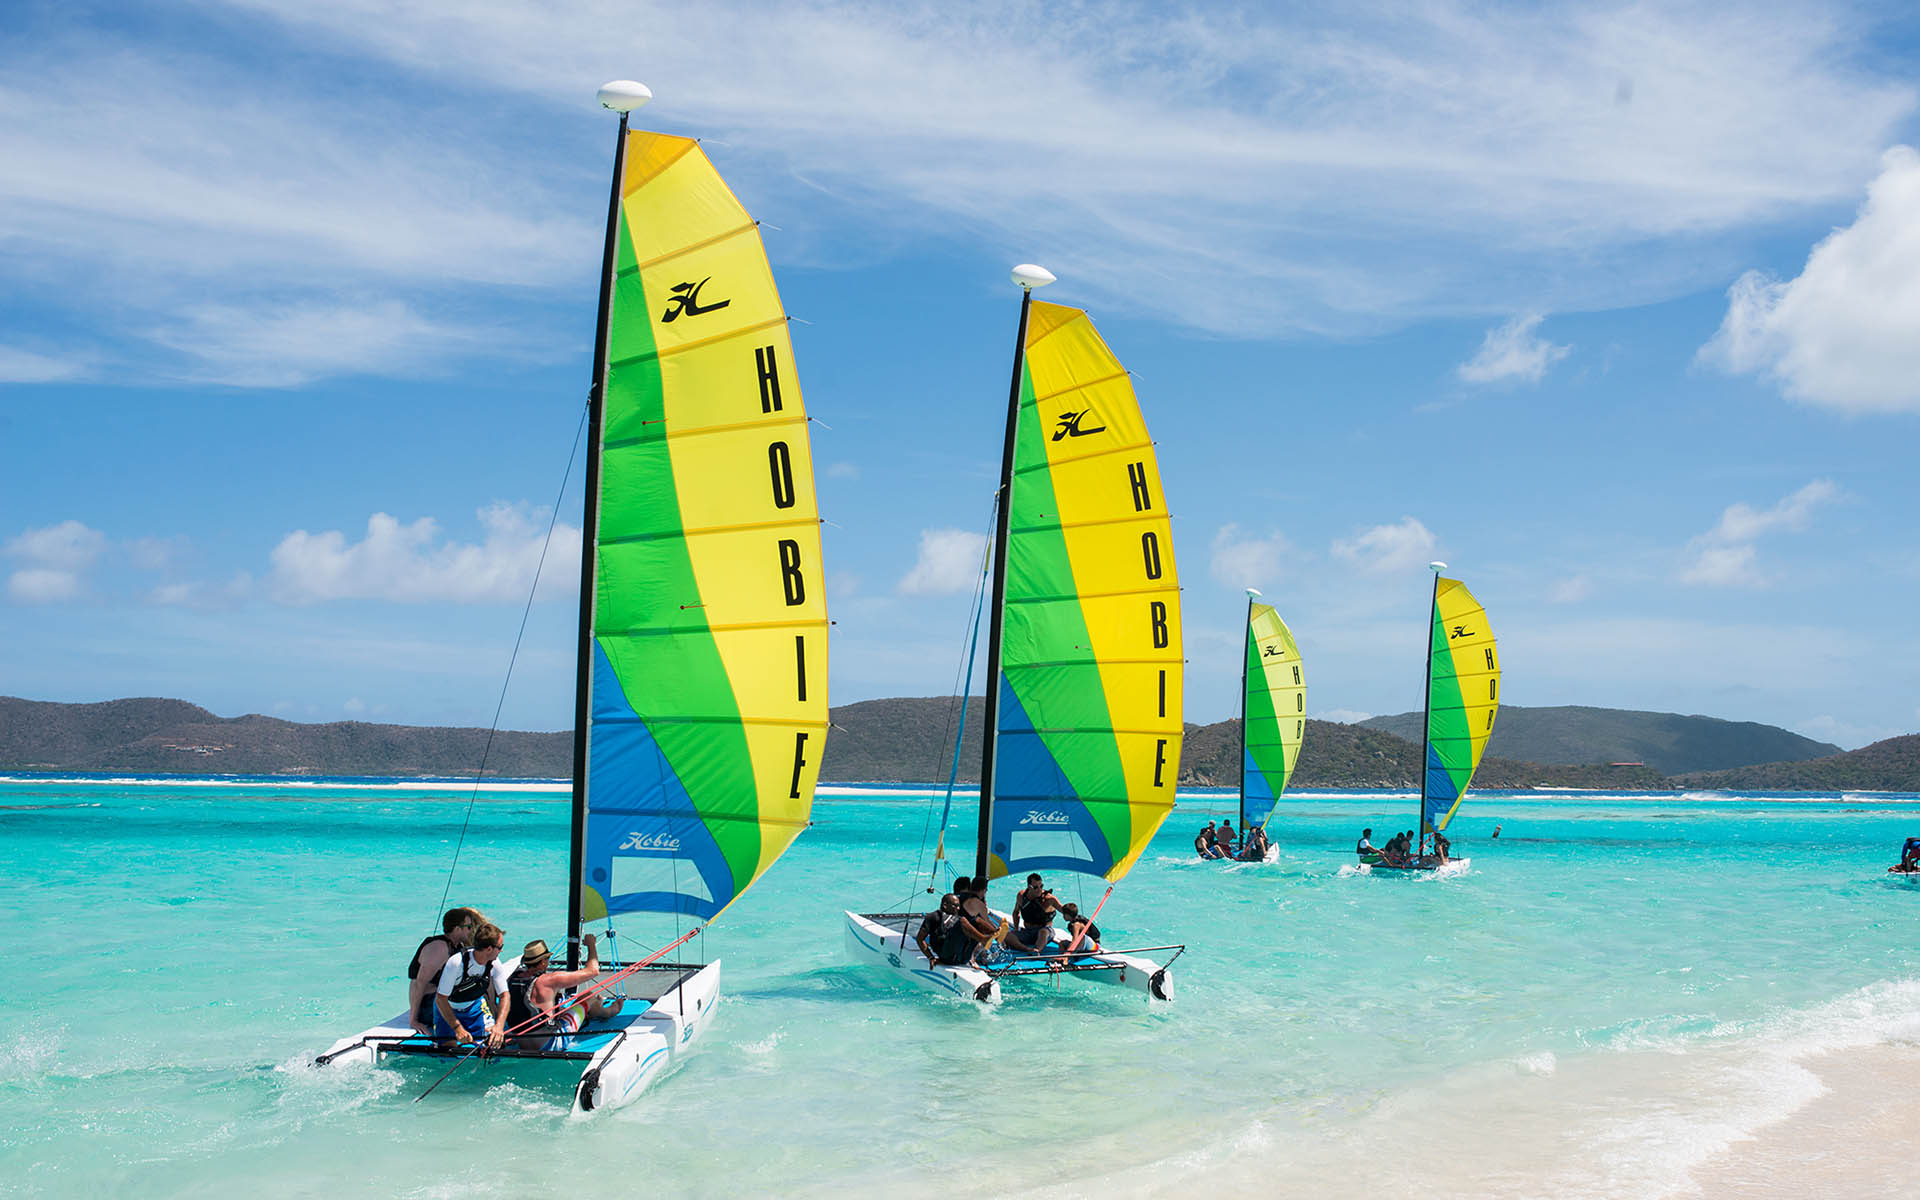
(915, 893), (968, 965)
(407, 906), (483, 1036)
(1431, 830), (1452, 863)
(953, 875), (1004, 963)
(1891, 838), (1920, 873)
(1240, 825), (1270, 861)
(508, 936), (625, 1052)
(1057, 903), (1101, 955)
(1009, 873), (1062, 952)
(433, 921), (513, 1052)
(1356, 828), (1380, 858)
(1194, 821), (1224, 859)
(1216, 819), (1238, 857)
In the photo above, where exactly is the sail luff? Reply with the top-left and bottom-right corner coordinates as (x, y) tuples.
(567, 110), (630, 971)
(975, 288), (1035, 884)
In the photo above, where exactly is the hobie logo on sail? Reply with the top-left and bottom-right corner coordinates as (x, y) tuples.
(1020, 809), (1071, 827)
(661, 277), (731, 322)
(620, 830), (681, 852)
(1052, 409), (1106, 440)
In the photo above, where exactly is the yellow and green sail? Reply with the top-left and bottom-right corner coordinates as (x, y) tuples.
(987, 300), (1182, 883)
(581, 131), (828, 922)
(1241, 602), (1304, 829)
(1421, 577), (1498, 835)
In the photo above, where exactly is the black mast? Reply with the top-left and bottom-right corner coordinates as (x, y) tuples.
(1238, 590), (1257, 829)
(974, 285), (1037, 885)
(1416, 567), (1441, 859)
(567, 108), (632, 972)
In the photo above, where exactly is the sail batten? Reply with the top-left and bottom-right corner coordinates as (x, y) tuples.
(986, 300), (1182, 884)
(580, 129), (827, 925)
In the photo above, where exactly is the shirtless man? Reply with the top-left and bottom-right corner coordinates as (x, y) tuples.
(407, 907), (482, 1035)
(1216, 820), (1239, 858)
(509, 935), (625, 1052)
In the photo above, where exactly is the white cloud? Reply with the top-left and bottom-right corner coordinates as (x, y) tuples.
(148, 300), (480, 388)
(826, 462), (861, 480)
(198, 1), (1914, 334)
(5, 519), (106, 602)
(267, 503), (580, 604)
(7, 519), (106, 570)
(1548, 573), (1592, 604)
(0, 346), (85, 384)
(1458, 314), (1570, 383)
(1332, 517), (1437, 574)
(1679, 480), (1839, 587)
(127, 535), (188, 571)
(1320, 708), (1374, 725)
(897, 528), (988, 595)
(147, 572), (255, 611)
(7, 568), (83, 603)
(1700, 146), (1920, 412)
(1210, 524), (1293, 589)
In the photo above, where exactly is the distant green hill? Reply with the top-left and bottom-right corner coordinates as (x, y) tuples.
(1358, 704), (1840, 775)
(4, 694), (1903, 790)
(1674, 734), (1920, 792)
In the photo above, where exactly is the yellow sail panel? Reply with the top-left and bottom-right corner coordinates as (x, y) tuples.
(989, 299), (1181, 884)
(1241, 602), (1304, 828)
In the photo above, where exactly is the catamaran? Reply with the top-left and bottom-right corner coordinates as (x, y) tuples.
(1360, 562), (1498, 877)
(1223, 588), (1305, 862)
(315, 81), (829, 1111)
(844, 266), (1184, 1004)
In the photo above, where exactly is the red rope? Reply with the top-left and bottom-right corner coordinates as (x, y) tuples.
(499, 925), (702, 1038)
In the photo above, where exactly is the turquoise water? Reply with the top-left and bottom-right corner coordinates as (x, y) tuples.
(5, 777), (1920, 1197)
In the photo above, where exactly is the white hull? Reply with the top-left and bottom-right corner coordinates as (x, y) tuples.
(313, 959), (722, 1114)
(1350, 857), (1471, 878)
(843, 910), (1172, 1003)
(843, 911), (1001, 1003)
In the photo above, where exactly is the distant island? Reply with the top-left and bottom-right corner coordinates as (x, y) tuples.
(3, 695), (1914, 791)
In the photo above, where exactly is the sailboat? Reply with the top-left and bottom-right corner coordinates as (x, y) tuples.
(1225, 588), (1304, 862)
(315, 81), (829, 1111)
(1362, 561), (1498, 877)
(843, 265), (1184, 1004)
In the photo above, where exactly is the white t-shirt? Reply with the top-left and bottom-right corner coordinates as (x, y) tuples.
(435, 951), (510, 1000)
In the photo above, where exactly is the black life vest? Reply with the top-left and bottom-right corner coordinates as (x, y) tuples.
(443, 949), (497, 1004)
(407, 934), (451, 981)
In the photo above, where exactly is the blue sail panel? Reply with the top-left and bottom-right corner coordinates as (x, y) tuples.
(1422, 741), (1462, 839)
(1241, 745), (1279, 827)
(988, 674), (1117, 877)
(582, 642), (737, 920)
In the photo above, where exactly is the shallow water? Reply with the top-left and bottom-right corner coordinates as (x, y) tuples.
(4, 777), (1918, 1197)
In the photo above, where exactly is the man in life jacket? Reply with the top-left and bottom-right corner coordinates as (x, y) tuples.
(434, 921), (513, 1051)
(508, 935), (626, 1052)
(407, 907), (483, 1035)
(1194, 822), (1223, 859)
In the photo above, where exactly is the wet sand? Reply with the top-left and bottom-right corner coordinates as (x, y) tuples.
(1687, 1044), (1920, 1199)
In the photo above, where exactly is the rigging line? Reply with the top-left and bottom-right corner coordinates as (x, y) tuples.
(906, 491), (998, 904)
(434, 402), (589, 928)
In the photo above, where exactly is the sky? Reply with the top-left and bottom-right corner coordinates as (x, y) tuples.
(4, 1), (1920, 749)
